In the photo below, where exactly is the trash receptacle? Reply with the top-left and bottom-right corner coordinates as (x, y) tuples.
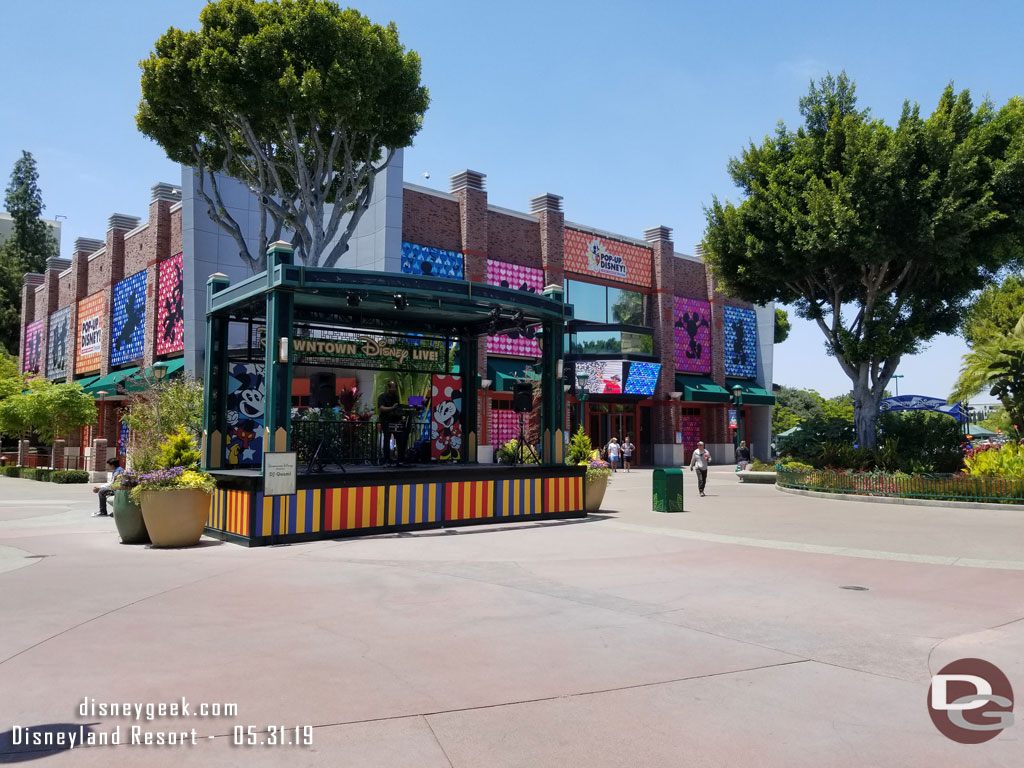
(652, 468), (684, 512)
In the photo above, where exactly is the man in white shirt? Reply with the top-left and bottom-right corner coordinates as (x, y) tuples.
(92, 458), (124, 517)
(689, 441), (711, 497)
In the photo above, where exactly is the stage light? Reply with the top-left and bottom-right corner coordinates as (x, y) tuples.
(393, 293), (408, 310)
(507, 329), (521, 340)
(523, 326), (536, 340)
(346, 292), (361, 307)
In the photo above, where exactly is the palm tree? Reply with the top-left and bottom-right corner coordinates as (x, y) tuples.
(950, 314), (1024, 433)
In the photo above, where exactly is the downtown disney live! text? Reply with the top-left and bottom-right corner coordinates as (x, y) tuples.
(9, 697), (315, 749)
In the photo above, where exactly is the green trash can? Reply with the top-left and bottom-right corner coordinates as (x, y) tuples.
(652, 468), (684, 512)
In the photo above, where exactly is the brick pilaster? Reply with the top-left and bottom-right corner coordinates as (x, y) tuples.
(100, 215), (140, 376)
(645, 226), (677, 449)
(18, 273), (43, 372)
(67, 238), (103, 380)
(530, 194), (565, 289)
(450, 170), (488, 283)
(52, 439), (66, 470)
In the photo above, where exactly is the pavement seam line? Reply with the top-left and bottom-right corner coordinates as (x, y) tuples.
(421, 714), (456, 767)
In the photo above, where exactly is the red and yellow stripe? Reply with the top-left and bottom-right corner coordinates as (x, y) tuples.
(208, 489), (251, 537)
(544, 476), (583, 514)
(324, 486), (386, 531)
(444, 480), (495, 521)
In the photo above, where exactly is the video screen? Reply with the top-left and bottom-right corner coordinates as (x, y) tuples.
(624, 362), (661, 395)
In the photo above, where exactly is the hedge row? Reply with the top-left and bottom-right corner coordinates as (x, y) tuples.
(0, 466), (89, 483)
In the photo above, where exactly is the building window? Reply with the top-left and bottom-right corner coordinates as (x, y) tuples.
(565, 280), (647, 326)
(567, 330), (654, 355)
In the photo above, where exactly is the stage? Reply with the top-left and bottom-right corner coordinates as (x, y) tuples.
(204, 463), (587, 547)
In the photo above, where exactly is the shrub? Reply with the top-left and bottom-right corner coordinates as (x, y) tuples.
(964, 441), (1024, 477)
(129, 466), (216, 505)
(19, 468), (39, 480)
(157, 427), (201, 470)
(749, 458), (775, 471)
(566, 427), (594, 466)
(35, 469), (53, 482)
(3, 465), (22, 477)
(52, 470), (89, 484)
(496, 439), (538, 464)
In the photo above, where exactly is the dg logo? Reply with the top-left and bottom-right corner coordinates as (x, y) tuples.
(928, 658), (1014, 744)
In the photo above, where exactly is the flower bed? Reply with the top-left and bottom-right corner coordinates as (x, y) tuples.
(776, 466), (1024, 503)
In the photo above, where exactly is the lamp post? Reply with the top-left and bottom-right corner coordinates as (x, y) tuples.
(731, 384), (744, 449)
(576, 371), (590, 437)
(152, 361), (169, 433)
(97, 391), (108, 444)
(480, 378), (492, 453)
(891, 374), (904, 397)
(669, 391), (682, 449)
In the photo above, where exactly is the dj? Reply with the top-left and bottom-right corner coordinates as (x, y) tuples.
(377, 380), (402, 462)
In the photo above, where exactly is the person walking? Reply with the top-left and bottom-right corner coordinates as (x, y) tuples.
(621, 436), (634, 472)
(606, 437), (620, 472)
(736, 440), (751, 471)
(92, 458), (124, 517)
(689, 440), (711, 497)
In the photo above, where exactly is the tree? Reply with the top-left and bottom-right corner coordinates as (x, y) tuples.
(137, 0), (430, 272)
(774, 385), (825, 422)
(950, 314), (1024, 433)
(0, 151), (59, 354)
(0, 350), (25, 402)
(773, 308), (791, 344)
(26, 382), (97, 445)
(123, 377), (205, 470)
(771, 405), (801, 435)
(961, 274), (1024, 348)
(703, 73), (1024, 448)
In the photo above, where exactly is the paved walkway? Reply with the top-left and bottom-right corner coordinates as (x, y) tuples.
(1, 471), (1021, 766)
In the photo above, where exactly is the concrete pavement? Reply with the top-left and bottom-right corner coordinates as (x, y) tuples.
(0, 470), (1021, 766)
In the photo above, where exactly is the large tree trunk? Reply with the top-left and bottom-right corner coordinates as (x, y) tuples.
(852, 370), (884, 450)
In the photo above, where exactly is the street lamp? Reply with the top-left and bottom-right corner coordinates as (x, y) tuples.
(891, 374), (904, 397)
(97, 391), (108, 443)
(152, 361), (169, 433)
(576, 371), (590, 437)
(731, 384), (744, 449)
(669, 391), (682, 448)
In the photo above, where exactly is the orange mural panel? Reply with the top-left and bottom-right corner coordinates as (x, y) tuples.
(75, 291), (106, 375)
(564, 228), (652, 287)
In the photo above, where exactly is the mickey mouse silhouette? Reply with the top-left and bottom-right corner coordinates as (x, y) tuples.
(675, 311), (710, 360)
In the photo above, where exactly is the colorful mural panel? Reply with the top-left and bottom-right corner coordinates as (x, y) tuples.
(22, 319), (44, 375)
(225, 363), (265, 467)
(723, 306), (758, 378)
(485, 259), (543, 356)
(111, 270), (147, 366)
(495, 478), (542, 517)
(490, 409), (520, 448)
(673, 297), (712, 374)
(156, 253), (184, 355)
(401, 242), (464, 279)
(208, 489), (252, 537)
(544, 476), (584, 514)
(624, 362), (661, 395)
(564, 228), (652, 287)
(430, 374), (463, 461)
(255, 490), (320, 536)
(46, 307), (70, 379)
(75, 292), (105, 375)
(680, 413), (702, 452)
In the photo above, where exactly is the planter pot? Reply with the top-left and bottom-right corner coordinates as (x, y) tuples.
(113, 490), (149, 544)
(140, 488), (212, 548)
(585, 473), (609, 513)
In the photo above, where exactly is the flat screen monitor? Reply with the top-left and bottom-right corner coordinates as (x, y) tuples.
(624, 362), (661, 395)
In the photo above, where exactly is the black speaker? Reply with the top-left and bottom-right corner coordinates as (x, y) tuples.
(310, 371), (337, 408)
(512, 382), (533, 414)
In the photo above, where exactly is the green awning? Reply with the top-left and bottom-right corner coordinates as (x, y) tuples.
(138, 357), (186, 382)
(84, 367), (140, 397)
(74, 376), (99, 389)
(677, 375), (730, 403)
(725, 379), (776, 405)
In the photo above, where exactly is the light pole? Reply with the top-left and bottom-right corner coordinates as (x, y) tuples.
(731, 384), (744, 450)
(576, 372), (590, 438)
(891, 374), (904, 397)
(97, 391), (108, 446)
(152, 361), (169, 433)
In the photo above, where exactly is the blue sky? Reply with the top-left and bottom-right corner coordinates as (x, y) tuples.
(3, 0), (1022, 398)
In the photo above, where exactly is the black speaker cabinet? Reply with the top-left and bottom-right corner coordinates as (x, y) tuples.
(512, 382), (533, 414)
(310, 371), (337, 408)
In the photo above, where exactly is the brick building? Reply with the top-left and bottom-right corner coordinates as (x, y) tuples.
(19, 154), (773, 471)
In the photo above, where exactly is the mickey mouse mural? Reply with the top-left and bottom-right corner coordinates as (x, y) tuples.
(225, 363), (265, 466)
(430, 374), (462, 462)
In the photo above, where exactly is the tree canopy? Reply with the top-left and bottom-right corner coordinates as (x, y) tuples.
(703, 73), (1024, 447)
(0, 151), (58, 354)
(137, 0), (430, 272)
(773, 308), (791, 344)
(961, 274), (1024, 348)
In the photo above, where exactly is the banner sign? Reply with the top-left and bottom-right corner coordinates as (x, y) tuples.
(723, 305), (757, 378)
(674, 297), (712, 374)
(76, 291), (105, 375)
(256, 327), (451, 372)
(564, 228), (652, 287)
(23, 319), (44, 375)
(430, 374), (463, 462)
(47, 307), (70, 379)
(156, 253), (185, 355)
(880, 395), (966, 422)
(111, 270), (147, 366)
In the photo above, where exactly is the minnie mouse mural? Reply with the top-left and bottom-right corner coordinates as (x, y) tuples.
(430, 374), (462, 462)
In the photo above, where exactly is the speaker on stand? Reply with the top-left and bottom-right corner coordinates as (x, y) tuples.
(512, 381), (533, 414)
(310, 371), (337, 408)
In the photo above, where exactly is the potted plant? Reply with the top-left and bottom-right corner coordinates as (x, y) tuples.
(110, 470), (149, 544)
(566, 428), (611, 512)
(132, 428), (216, 548)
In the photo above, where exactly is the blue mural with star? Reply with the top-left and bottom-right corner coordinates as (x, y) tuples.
(111, 270), (147, 366)
(723, 306), (758, 378)
(401, 242), (464, 279)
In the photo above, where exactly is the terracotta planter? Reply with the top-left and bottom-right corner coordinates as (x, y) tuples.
(113, 490), (149, 544)
(585, 473), (608, 513)
(140, 488), (212, 548)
